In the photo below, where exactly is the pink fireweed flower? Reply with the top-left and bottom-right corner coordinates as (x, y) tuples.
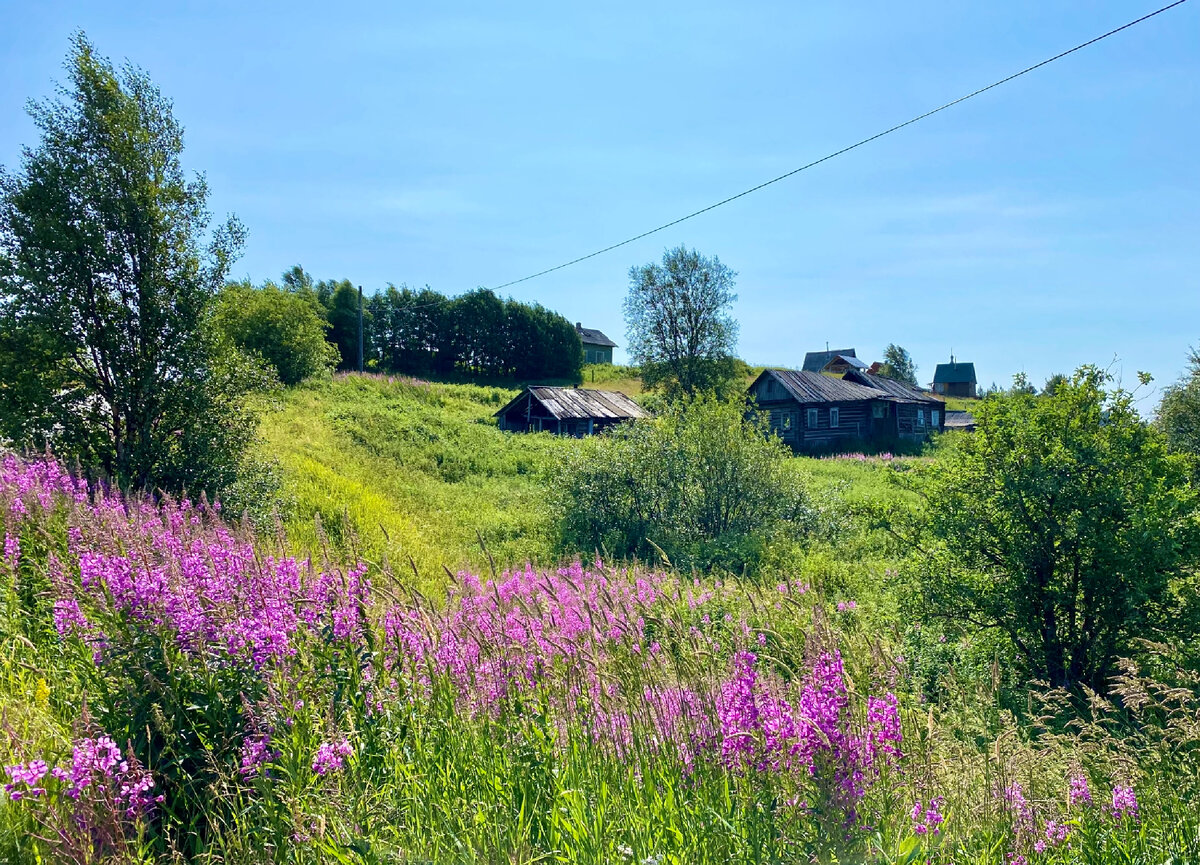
(1044, 820), (1069, 846)
(910, 796), (945, 835)
(1111, 784), (1138, 821)
(312, 738), (353, 776)
(1068, 773), (1093, 807)
(239, 735), (279, 778)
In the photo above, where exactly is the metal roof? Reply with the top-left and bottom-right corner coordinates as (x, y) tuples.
(496, 386), (649, 421)
(843, 370), (941, 404)
(801, 348), (856, 372)
(827, 354), (869, 370)
(755, 368), (887, 404)
(933, 361), (977, 384)
(575, 325), (618, 348)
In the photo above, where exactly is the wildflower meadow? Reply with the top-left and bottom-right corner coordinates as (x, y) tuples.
(2, 455), (1198, 863)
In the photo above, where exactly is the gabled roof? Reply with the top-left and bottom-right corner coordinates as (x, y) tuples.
(802, 348), (856, 372)
(825, 354), (869, 370)
(933, 361), (977, 384)
(843, 369), (941, 404)
(575, 324), (618, 348)
(495, 386), (648, 421)
(753, 368), (887, 404)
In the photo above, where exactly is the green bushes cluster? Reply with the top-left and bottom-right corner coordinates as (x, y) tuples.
(554, 395), (814, 572)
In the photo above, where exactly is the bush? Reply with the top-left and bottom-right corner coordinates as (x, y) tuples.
(554, 395), (813, 572)
(215, 282), (338, 386)
(907, 366), (1200, 691)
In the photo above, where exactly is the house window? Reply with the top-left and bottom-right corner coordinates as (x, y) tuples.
(830, 407), (839, 428)
(917, 409), (925, 427)
(807, 408), (819, 429)
(932, 409), (940, 429)
(873, 403), (886, 418)
(782, 413), (792, 431)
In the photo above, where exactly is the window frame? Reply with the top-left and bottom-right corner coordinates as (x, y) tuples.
(807, 408), (819, 429)
(830, 407), (839, 428)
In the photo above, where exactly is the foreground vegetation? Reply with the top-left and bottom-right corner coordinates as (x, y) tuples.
(3, 455), (1198, 863)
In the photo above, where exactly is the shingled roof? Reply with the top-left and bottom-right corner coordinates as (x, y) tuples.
(801, 348), (856, 372)
(933, 361), (977, 385)
(496, 386), (648, 421)
(843, 369), (941, 404)
(575, 324), (618, 348)
(755, 368), (887, 403)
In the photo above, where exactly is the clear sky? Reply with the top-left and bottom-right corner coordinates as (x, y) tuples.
(2, 1), (1197, 399)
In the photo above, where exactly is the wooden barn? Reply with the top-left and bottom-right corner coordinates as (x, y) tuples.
(495, 386), (649, 436)
(747, 368), (945, 451)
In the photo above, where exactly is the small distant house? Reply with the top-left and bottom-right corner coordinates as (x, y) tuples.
(820, 353), (869, 374)
(747, 368), (946, 451)
(495, 386), (649, 437)
(932, 357), (977, 398)
(802, 348), (857, 373)
(576, 324), (618, 365)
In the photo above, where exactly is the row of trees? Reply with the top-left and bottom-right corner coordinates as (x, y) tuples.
(219, 273), (584, 384)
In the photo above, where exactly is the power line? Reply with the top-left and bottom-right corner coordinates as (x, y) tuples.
(404, 0), (1190, 310)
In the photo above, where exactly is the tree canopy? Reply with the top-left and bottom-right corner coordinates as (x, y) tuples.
(215, 280), (337, 385)
(624, 246), (739, 398)
(908, 367), (1199, 690)
(0, 35), (267, 496)
(1157, 345), (1200, 460)
(878, 344), (918, 386)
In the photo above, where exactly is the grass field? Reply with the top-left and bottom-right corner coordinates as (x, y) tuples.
(259, 373), (571, 587)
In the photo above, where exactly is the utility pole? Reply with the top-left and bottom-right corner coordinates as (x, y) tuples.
(357, 285), (364, 373)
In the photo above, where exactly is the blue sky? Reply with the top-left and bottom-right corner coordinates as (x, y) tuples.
(2, 1), (1197, 399)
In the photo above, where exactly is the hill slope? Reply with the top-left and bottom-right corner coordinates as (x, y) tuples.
(259, 374), (578, 584)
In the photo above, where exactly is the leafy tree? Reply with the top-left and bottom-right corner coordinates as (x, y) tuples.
(909, 367), (1198, 690)
(0, 35), (268, 495)
(1042, 372), (1068, 396)
(324, 280), (364, 370)
(215, 280), (337, 385)
(878, 344), (918, 386)
(555, 395), (812, 572)
(1157, 345), (1200, 458)
(624, 246), (739, 398)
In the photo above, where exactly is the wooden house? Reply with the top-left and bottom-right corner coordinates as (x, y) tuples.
(801, 347), (857, 372)
(495, 386), (648, 436)
(747, 368), (946, 451)
(575, 324), (618, 365)
(932, 357), (977, 398)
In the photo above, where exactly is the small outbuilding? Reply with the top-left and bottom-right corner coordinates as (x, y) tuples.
(495, 386), (649, 437)
(932, 357), (977, 398)
(801, 347), (857, 373)
(820, 353), (869, 374)
(575, 324), (618, 365)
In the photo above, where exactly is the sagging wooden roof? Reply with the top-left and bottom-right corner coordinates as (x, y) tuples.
(754, 368), (886, 404)
(843, 369), (942, 404)
(495, 386), (649, 421)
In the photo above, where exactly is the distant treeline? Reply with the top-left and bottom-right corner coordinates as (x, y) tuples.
(283, 268), (584, 382)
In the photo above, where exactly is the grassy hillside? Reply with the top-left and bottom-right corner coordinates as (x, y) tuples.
(259, 373), (576, 585)
(260, 373), (919, 596)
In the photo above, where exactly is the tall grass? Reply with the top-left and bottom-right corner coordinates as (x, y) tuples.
(2, 456), (1197, 863)
(258, 374), (573, 588)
